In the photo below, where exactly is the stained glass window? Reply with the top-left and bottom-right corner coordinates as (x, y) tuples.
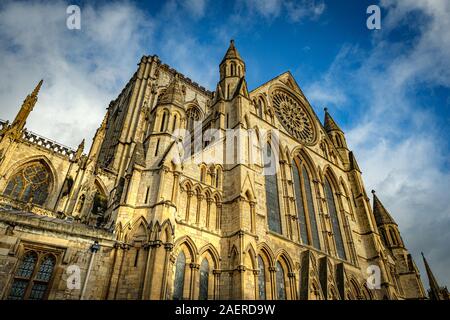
(173, 251), (186, 300)
(292, 161), (308, 244)
(16, 252), (37, 279)
(91, 190), (107, 216)
(264, 144), (282, 234)
(258, 256), (266, 300)
(302, 167), (320, 249)
(276, 261), (286, 300)
(199, 259), (209, 300)
(3, 162), (51, 205)
(35, 255), (55, 282)
(324, 179), (346, 260)
(8, 250), (56, 300)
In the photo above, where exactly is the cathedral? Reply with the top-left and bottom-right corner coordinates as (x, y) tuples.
(0, 40), (432, 300)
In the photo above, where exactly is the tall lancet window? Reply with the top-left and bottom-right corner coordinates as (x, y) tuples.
(264, 143), (282, 234)
(199, 259), (209, 300)
(257, 256), (266, 300)
(173, 251), (186, 300)
(324, 178), (346, 260)
(302, 166), (320, 249)
(292, 161), (308, 244)
(275, 261), (286, 300)
(292, 159), (320, 249)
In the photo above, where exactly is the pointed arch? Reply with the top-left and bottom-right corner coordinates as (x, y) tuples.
(198, 243), (220, 269)
(323, 167), (346, 260)
(274, 249), (294, 272)
(244, 243), (257, 270)
(2, 156), (58, 206)
(257, 243), (275, 267)
(160, 219), (174, 243)
(173, 236), (198, 263)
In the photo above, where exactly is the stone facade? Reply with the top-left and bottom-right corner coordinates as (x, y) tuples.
(0, 41), (427, 300)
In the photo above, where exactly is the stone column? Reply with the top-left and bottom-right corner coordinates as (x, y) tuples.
(171, 171), (180, 204)
(249, 201), (256, 233)
(216, 202), (222, 230)
(213, 270), (221, 299)
(189, 262), (200, 299)
(160, 243), (174, 299)
(288, 272), (297, 300)
(269, 266), (276, 300)
(185, 190), (193, 222)
(196, 194), (204, 225)
(206, 197), (213, 228)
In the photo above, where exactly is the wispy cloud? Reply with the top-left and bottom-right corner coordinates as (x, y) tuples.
(0, 0), (153, 148)
(239, 0), (326, 22)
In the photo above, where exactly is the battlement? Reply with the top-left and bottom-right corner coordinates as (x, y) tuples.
(159, 62), (214, 98)
(22, 129), (77, 160)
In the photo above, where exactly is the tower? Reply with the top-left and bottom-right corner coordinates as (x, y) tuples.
(323, 108), (349, 163)
(371, 190), (426, 299)
(219, 40), (246, 101)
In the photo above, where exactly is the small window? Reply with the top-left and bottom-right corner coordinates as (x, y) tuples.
(8, 250), (57, 300)
(275, 261), (286, 300)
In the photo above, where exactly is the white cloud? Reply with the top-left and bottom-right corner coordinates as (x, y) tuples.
(181, 0), (208, 19)
(0, 1), (153, 149)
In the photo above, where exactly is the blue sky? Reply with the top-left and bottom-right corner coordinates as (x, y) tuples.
(0, 0), (449, 290)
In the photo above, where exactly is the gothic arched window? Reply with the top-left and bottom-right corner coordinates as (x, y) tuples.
(264, 143), (281, 234)
(292, 159), (320, 249)
(186, 107), (201, 132)
(172, 115), (178, 132)
(3, 161), (51, 205)
(8, 251), (56, 300)
(257, 256), (266, 300)
(292, 161), (308, 244)
(324, 178), (346, 260)
(257, 99), (264, 118)
(389, 228), (398, 246)
(160, 110), (169, 132)
(173, 251), (186, 300)
(199, 259), (209, 300)
(215, 167), (222, 188)
(275, 261), (286, 300)
(91, 184), (107, 217)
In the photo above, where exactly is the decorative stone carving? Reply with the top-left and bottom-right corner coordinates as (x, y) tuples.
(271, 89), (316, 145)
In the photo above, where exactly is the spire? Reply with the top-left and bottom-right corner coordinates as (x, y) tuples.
(75, 139), (85, 161)
(11, 80), (43, 131)
(159, 74), (184, 106)
(221, 39), (243, 63)
(371, 190), (397, 226)
(218, 40), (246, 99)
(324, 107), (343, 133)
(421, 252), (444, 300)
